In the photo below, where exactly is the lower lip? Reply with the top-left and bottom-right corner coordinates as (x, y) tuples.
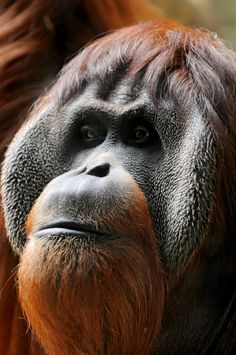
(34, 227), (108, 239)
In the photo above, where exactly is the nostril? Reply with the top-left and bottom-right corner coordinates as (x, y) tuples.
(87, 163), (110, 178)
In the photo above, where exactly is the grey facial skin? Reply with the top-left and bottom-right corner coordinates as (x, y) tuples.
(1, 80), (217, 274)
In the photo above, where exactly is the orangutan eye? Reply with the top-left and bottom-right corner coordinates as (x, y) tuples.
(79, 124), (106, 147)
(123, 117), (159, 148)
(132, 126), (150, 144)
(81, 126), (99, 140)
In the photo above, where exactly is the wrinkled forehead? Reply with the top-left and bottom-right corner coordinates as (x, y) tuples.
(63, 77), (155, 116)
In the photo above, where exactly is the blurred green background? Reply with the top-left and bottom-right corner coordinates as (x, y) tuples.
(152, 0), (236, 49)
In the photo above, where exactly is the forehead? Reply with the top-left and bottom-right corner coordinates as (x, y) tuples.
(63, 78), (155, 117)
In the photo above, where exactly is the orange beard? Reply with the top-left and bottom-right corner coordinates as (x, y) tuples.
(18, 186), (165, 354)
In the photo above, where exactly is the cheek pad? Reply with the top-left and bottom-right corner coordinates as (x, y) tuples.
(1, 113), (66, 253)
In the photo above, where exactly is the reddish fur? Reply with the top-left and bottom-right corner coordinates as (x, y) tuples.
(20, 183), (165, 354)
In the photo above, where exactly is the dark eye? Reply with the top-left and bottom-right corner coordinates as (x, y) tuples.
(131, 126), (150, 144)
(123, 118), (159, 148)
(79, 124), (105, 147)
(81, 126), (99, 140)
